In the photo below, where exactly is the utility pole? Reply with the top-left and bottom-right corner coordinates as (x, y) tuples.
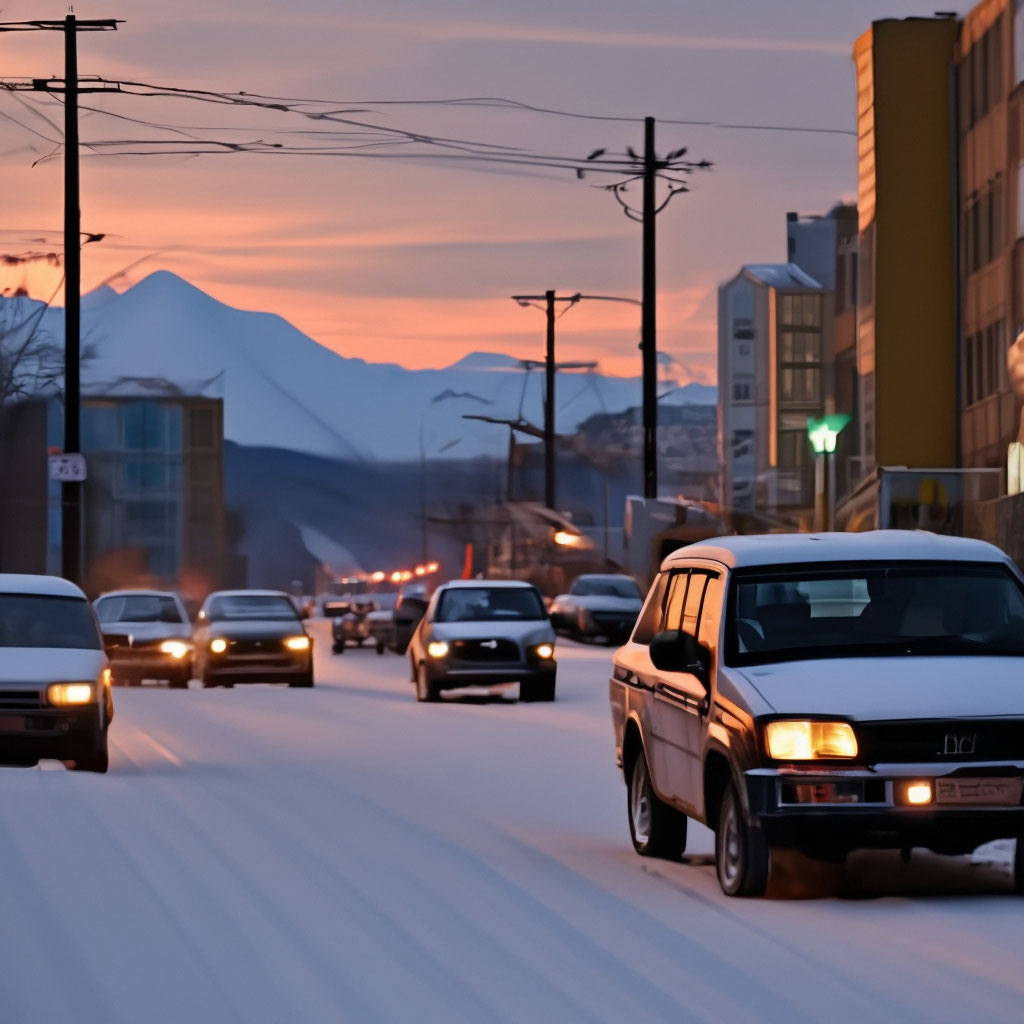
(641, 117), (658, 499)
(544, 290), (556, 510)
(0, 17), (120, 584)
(580, 122), (710, 502)
(511, 292), (594, 510)
(63, 15), (82, 585)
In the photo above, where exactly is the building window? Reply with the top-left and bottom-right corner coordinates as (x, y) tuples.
(732, 377), (754, 403)
(731, 430), (753, 461)
(965, 180), (1003, 273)
(778, 367), (821, 403)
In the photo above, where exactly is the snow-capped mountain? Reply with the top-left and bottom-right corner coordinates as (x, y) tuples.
(23, 271), (717, 461)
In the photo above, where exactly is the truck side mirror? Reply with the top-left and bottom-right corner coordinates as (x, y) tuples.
(649, 630), (709, 687)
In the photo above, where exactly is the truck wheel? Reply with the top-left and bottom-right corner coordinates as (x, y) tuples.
(168, 671), (189, 690)
(333, 641), (345, 655)
(69, 728), (109, 774)
(626, 745), (686, 859)
(288, 673), (314, 688)
(376, 641), (385, 655)
(716, 780), (770, 897)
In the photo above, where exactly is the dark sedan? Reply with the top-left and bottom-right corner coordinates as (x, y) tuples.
(549, 574), (643, 643)
(193, 590), (313, 688)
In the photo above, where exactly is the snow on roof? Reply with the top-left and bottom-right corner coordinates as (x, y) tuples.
(743, 263), (824, 290)
(666, 531), (1009, 571)
(205, 589), (291, 599)
(0, 574), (87, 599)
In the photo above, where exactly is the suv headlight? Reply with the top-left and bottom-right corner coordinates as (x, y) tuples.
(427, 641), (449, 658)
(159, 640), (190, 659)
(48, 683), (96, 706)
(765, 720), (858, 760)
(532, 643), (555, 660)
(285, 636), (311, 651)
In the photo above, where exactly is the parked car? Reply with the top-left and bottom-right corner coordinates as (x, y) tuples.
(609, 532), (1024, 897)
(94, 589), (193, 688)
(408, 580), (556, 702)
(550, 573), (644, 643)
(0, 574), (112, 772)
(391, 587), (429, 654)
(193, 590), (313, 688)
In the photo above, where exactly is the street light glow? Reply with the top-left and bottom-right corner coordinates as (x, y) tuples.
(806, 414), (852, 455)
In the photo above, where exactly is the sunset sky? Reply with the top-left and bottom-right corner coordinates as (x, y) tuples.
(0, 0), (971, 382)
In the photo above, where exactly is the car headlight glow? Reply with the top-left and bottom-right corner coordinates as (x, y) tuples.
(48, 683), (95, 706)
(427, 641), (449, 658)
(210, 638), (228, 654)
(765, 720), (858, 760)
(534, 643), (555, 659)
(160, 640), (190, 660)
(285, 636), (311, 651)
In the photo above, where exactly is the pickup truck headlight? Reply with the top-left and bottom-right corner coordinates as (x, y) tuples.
(533, 643), (555, 660)
(427, 641), (449, 658)
(765, 720), (858, 760)
(285, 636), (311, 651)
(48, 683), (96, 706)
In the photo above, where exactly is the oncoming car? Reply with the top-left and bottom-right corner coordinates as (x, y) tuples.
(0, 574), (113, 772)
(409, 580), (556, 702)
(94, 589), (193, 688)
(610, 532), (1024, 897)
(193, 590), (313, 688)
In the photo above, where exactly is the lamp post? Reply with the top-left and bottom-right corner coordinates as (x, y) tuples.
(807, 414), (851, 532)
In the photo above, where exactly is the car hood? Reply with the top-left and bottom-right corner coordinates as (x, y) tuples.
(205, 620), (306, 638)
(738, 656), (1024, 721)
(0, 648), (106, 686)
(570, 595), (642, 613)
(430, 620), (555, 643)
(101, 622), (191, 642)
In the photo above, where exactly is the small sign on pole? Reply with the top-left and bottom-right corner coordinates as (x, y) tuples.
(48, 453), (87, 482)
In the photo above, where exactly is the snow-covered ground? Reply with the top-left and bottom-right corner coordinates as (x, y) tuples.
(0, 625), (1020, 1023)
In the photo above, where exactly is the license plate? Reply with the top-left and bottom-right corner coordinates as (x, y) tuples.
(0, 716), (25, 732)
(935, 778), (1024, 806)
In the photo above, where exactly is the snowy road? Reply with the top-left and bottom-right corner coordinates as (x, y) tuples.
(0, 621), (1021, 1024)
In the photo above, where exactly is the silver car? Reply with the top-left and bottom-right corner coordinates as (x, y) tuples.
(94, 589), (193, 688)
(0, 574), (112, 772)
(408, 580), (556, 702)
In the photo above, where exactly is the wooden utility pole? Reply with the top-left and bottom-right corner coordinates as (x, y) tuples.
(641, 117), (658, 500)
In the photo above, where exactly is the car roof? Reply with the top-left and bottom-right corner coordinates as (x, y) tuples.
(95, 589), (181, 600)
(666, 531), (1010, 571)
(438, 579), (539, 589)
(0, 573), (88, 599)
(205, 589), (291, 599)
(574, 573), (635, 581)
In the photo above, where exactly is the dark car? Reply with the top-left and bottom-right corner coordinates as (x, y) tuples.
(193, 590), (313, 688)
(550, 573), (643, 643)
(94, 589), (193, 688)
(408, 580), (556, 702)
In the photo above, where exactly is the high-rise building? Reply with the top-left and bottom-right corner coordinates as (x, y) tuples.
(853, 16), (960, 470)
(788, 204), (860, 495)
(718, 264), (833, 524)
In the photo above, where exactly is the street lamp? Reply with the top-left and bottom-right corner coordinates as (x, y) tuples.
(807, 414), (851, 531)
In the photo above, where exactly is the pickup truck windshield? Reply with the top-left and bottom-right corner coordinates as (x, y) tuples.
(0, 594), (101, 650)
(726, 562), (1024, 666)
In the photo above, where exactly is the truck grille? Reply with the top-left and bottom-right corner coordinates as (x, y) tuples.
(228, 638), (285, 655)
(857, 719), (1024, 763)
(0, 689), (42, 710)
(450, 639), (520, 663)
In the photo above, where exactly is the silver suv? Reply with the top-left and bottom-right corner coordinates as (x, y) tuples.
(610, 532), (1024, 896)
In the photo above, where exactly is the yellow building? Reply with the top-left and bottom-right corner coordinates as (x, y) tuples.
(854, 16), (960, 470)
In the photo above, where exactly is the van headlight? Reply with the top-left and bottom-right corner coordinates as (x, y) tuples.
(427, 641), (449, 659)
(765, 720), (858, 760)
(48, 683), (96, 706)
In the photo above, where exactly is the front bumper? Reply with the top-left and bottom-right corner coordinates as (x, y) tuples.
(746, 762), (1024, 855)
(204, 655), (312, 684)
(108, 650), (191, 679)
(0, 705), (101, 763)
(422, 659), (556, 690)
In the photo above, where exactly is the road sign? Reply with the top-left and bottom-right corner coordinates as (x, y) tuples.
(48, 453), (87, 482)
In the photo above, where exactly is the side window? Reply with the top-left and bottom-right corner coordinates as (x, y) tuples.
(697, 574), (724, 648)
(683, 573), (709, 635)
(663, 570), (690, 631)
(632, 573), (669, 644)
